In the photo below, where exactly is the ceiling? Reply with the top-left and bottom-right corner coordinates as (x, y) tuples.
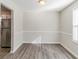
(12, 0), (76, 11)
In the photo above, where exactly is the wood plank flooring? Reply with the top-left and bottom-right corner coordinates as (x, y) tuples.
(3, 44), (76, 59)
(0, 47), (10, 59)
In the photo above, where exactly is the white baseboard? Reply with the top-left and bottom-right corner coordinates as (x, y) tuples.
(11, 42), (23, 53)
(32, 42), (60, 44)
(60, 43), (78, 58)
(11, 42), (60, 53)
(23, 41), (60, 44)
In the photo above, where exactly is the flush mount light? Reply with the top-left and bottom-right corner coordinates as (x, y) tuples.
(37, 0), (46, 5)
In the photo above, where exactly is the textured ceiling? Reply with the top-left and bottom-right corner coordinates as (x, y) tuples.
(12, 0), (76, 11)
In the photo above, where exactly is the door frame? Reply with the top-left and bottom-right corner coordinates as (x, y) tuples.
(0, 3), (14, 53)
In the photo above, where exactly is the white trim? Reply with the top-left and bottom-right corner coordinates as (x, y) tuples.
(60, 31), (72, 36)
(23, 31), (60, 33)
(11, 42), (23, 53)
(60, 43), (78, 58)
(14, 31), (23, 34)
(11, 42), (60, 53)
(23, 31), (60, 44)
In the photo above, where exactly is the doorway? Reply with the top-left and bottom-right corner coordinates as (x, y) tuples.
(0, 4), (11, 59)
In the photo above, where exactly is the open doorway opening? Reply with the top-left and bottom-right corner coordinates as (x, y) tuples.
(0, 4), (12, 59)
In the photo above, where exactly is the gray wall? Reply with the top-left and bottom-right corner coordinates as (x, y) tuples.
(23, 11), (60, 43)
(60, 1), (78, 58)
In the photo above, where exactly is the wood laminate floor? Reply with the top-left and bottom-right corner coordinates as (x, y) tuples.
(3, 44), (76, 59)
(0, 47), (10, 59)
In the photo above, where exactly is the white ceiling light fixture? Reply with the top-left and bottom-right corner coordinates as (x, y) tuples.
(37, 0), (46, 5)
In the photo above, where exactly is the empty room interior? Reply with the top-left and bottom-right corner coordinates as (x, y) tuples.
(0, 0), (78, 59)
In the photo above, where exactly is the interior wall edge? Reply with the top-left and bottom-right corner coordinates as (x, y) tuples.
(11, 41), (23, 53)
(59, 0), (78, 13)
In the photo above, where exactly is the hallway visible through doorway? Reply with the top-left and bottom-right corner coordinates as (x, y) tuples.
(0, 4), (11, 59)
